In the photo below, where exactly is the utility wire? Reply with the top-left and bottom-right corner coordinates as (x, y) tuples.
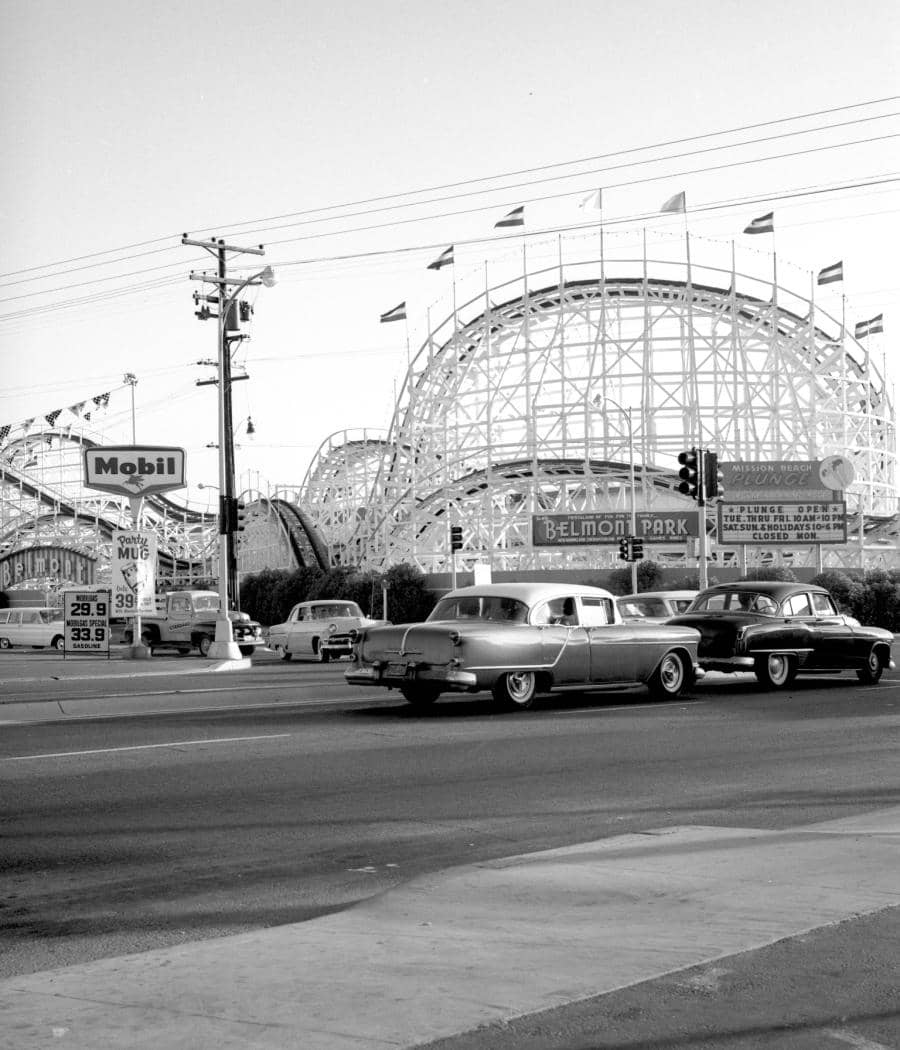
(1, 95), (896, 283)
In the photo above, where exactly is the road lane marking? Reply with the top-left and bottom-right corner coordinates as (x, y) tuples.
(2, 733), (292, 761)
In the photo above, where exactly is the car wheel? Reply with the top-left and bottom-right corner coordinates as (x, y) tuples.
(755, 653), (796, 689)
(856, 646), (884, 685)
(0, 637), (9, 649)
(239, 645), (255, 657)
(318, 647), (331, 663)
(648, 650), (687, 699)
(140, 630), (154, 649)
(199, 635), (213, 657)
(177, 647), (191, 656)
(277, 646), (293, 662)
(492, 670), (538, 709)
(52, 635), (65, 651)
(400, 684), (441, 708)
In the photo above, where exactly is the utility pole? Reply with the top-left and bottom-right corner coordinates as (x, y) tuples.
(183, 234), (273, 659)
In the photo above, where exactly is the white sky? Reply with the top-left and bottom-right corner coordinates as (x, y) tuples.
(2, 0), (899, 506)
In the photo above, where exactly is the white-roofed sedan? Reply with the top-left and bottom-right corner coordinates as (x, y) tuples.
(345, 582), (703, 710)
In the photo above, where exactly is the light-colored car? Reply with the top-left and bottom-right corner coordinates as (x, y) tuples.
(267, 600), (387, 662)
(616, 590), (699, 623)
(0, 607), (65, 650)
(345, 582), (702, 710)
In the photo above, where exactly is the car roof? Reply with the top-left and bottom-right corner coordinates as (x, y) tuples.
(443, 582), (616, 602)
(697, 581), (829, 598)
(616, 590), (698, 601)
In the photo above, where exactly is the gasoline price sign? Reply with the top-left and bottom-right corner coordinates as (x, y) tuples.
(64, 589), (111, 656)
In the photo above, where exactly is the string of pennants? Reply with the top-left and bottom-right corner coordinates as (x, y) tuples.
(379, 193), (886, 341)
(0, 390), (113, 448)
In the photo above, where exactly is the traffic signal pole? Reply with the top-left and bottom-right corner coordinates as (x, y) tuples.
(697, 448), (709, 590)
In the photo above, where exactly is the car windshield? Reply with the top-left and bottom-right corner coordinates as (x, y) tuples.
(619, 598), (667, 618)
(312, 604), (361, 618)
(428, 595), (529, 623)
(690, 590), (779, 615)
(193, 595), (220, 612)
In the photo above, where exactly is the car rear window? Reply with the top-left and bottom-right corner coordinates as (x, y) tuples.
(429, 596), (528, 623)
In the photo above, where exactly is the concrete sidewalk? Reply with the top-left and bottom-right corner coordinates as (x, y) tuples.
(2, 807), (899, 1050)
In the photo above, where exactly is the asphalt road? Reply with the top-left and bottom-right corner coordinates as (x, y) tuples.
(2, 651), (899, 995)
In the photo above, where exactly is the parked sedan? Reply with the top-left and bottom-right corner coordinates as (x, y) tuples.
(344, 582), (702, 709)
(668, 581), (894, 689)
(267, 600), (387, 662)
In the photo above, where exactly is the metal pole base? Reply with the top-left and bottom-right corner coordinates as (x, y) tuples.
(128, 643), (152, 660)
(207, 641), (243, 660)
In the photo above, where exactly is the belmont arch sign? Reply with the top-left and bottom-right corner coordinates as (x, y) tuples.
(0, 545), (96, 590)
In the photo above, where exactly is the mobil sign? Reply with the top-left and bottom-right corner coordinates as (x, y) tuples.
(83, 445), (186, 497)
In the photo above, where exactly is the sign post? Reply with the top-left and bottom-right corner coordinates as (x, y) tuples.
(83, 445), (185, 659)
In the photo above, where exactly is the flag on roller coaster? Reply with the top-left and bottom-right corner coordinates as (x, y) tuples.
(855, 314), (884, 339)
(0, 425), (10, 444)
(45, 410), (61, 426)
(578, 189), (603, 211)
(743, 212), (774, 234)
(380, 301), (407, 323)
(427, 246), (454, 270)
(660, 191), (686, 214)
(817, 260), (843, 285)
(494, 205), (524, 228)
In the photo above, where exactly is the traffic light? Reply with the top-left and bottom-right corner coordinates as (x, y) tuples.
(677, 448), (701, 500)
(631, 537), (644, 560)
(450, 525), (463, 551)
(239, 300), (253, 323)
(235, 500), (247, 532)
(618, 537), (632, 561)
(704, 451), (724, 500)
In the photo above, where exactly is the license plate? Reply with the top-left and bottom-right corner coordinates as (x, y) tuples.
(386, 661), (408, 678)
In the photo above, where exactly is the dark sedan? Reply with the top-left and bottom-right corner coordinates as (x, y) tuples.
(668, 581), (894, 689)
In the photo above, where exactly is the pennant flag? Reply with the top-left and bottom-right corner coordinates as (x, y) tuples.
(578, 189), (603, 211)
(494, 205), (524, 228)
(380, 302), (407, 323)
(84, 411), (92, 422)
(0, 425), (10, 445)
(743, 212), (774, 235)
(22, 418), (34, 433)
(855, 313), (884, 339)
(68, 401), (86, 417)
(660, 191), (686, 214)
(45, 409), (61, 427)
(93, 391), (111, 407)
(817, 261), (843, 285)
(427, 246), (454, 271)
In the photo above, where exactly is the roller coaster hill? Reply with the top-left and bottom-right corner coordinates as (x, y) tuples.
(1, 230), (897, 598)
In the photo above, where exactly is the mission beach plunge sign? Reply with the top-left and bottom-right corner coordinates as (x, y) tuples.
(718, 458), (851, 545)
(534, 511), (701, 546)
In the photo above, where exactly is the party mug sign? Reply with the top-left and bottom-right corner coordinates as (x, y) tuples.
(110, 530), (158, 615)
(83, 445), (186, 497)
(63, 589), (111, 655)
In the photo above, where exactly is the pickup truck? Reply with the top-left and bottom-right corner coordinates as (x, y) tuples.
(124, 590), (264, 656)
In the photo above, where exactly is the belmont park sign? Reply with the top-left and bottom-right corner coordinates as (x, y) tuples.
(83, 445), (186, 497)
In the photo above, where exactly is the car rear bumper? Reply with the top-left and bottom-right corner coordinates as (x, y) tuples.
(699, 655), (757, 672)
(345, 664), (479, 691)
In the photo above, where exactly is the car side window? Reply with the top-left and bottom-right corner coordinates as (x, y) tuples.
(171, 596), (191, 615)
(753, 595), (778, 615)
(0, 610), (9, 624)
(580, 597), (612, 626)
(811, 593), (838, 615)
(784, 593), (813, 617)
(23, 611), (40, 624)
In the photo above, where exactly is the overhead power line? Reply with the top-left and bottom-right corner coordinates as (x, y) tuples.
(1, 94), (897, 284)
